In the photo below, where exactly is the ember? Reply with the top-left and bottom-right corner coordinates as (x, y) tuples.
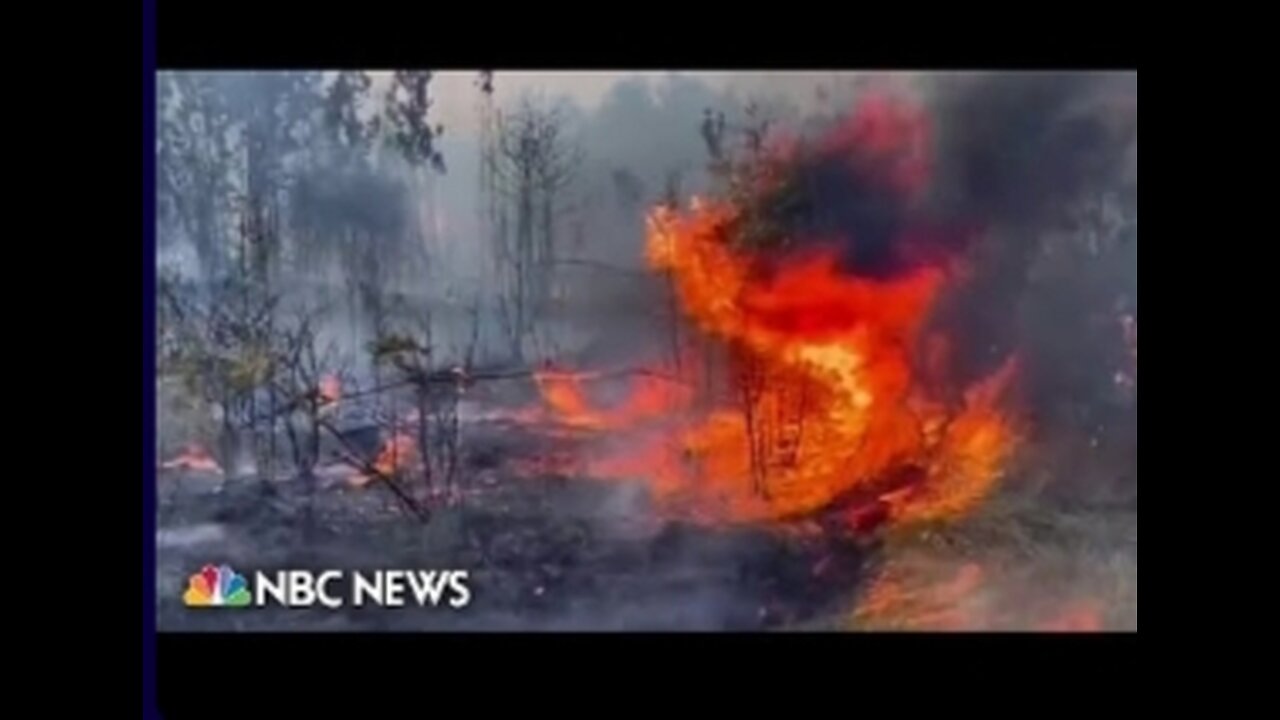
(348, 433), (416, 487)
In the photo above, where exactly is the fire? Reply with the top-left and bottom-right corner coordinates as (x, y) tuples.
(161, 444), (223, 474)
(818, 92), (932, 197)
(348, 433), (416, 488)
(530, 370), (691, 433)
(526, 202), (1018, 529)
(523, 93), (1022, 533)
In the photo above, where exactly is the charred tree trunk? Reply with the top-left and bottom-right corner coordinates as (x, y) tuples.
(424, 386), (440, 491)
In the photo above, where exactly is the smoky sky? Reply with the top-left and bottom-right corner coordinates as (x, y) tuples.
(766, 72), (1137, 388)
(159, 70), (1135, 380)
(748, 72), (1136, 280)
(924, 71), (1137, 230)
(926, 72), (1137, 386)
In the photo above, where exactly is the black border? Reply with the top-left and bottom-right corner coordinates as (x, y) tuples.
(144, 1), (159, 718)
(156, 2), (1139, 70)
(159, 632), (1138, 712)
(146, 3), (1138, 716)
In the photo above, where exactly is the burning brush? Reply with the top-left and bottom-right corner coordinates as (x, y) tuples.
(524, 92), (1023, 537)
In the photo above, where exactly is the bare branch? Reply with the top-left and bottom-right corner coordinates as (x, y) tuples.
(317, 418), (430, 522)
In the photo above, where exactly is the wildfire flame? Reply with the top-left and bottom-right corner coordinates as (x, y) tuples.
(522, 94), (1022, 533)
(531, 370), (690, 433)
(348, 433), (416, 488)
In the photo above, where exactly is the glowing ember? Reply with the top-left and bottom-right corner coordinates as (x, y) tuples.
(161, 444), (223, 474)
(348, 433), (416, 488)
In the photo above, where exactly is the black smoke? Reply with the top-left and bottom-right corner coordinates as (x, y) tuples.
(927, 72), (1136, 225)
(744, 73), (1136, 277)
(735, 71), (1137, 451)
(922, 72), (1137, 389)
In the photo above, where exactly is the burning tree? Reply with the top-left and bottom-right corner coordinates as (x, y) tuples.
(693, 102), (807, 499)
(524, 92), (1024, 532)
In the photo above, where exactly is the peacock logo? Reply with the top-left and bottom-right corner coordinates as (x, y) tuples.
(183, 564), (252, 607)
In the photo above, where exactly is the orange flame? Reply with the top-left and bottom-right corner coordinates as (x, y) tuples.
(523, 197), (1019, 531)
(519, 94), (1021, 533)
(348, 433), (416, 488)
(530, 370), (692, 433)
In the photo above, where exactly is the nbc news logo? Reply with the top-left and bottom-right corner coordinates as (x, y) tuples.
(183, 564), (472, 609)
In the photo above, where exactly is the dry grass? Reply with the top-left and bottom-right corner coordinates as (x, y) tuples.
(844, 491), (1136, 631)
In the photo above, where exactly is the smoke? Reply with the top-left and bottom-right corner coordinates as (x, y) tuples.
(729, 72), (1136, 318)
(291, 165), (409, 241)
(655, 71), (1137, 418)
(922, 72), (1138, 386)
(925, 71), (1137, 228)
